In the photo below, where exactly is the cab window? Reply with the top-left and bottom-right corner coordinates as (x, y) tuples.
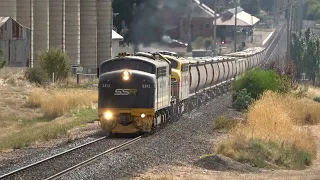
(100, 58), (156, 74)
(166, 57), (178, 69)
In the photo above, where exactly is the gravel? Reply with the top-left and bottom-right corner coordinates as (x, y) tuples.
(0, 126), (104, 174)
(57, 93), (234, 180)
(0, 131), (131, 180)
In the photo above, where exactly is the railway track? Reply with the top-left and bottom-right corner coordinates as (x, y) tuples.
(0, 136), (141, 180)
(265, 22), (287, 63)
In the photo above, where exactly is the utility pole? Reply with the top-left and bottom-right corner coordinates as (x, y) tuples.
(287, 0), (291, 67)
(213, 0), (217, 55)
(298, 0), (304, 31)
(234, 0), (238, 52)
(291, 4), (295, 32)
(62, 0), (65, 52)
(187, 0), (193, 52)
(273, 0), (277, 27)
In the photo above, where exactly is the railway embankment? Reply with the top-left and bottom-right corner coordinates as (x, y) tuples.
(212, 66), (320, 170)
(136, 67), (320, 180)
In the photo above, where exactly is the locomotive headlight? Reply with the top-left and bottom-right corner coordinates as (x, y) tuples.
(122, 71), (130, 81)
(141, 113), (146, 118)
(104, 111), (113, 120)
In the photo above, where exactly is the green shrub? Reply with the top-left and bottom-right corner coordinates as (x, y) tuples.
(25, 68), (49, 85)
(313, 97), (320, 103)
(232, 88), (254, 111)
(233, 68), (282, 100)
(0, 49), (6, 69)
(278, 75), (294, 94)
(39, 48), (71, 82)
(212, 115), (239, 130)
(204, 37), (212, 51)
(192, 36), (205, 49)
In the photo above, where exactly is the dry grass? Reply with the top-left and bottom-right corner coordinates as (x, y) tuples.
(0, 107), (97, 151)
(212, 115), (240, 131)
(306, 86), (320, 99)
(217, 91), (320, 169)
(0, 68), (99, 151)
(27, 88), (98, 118)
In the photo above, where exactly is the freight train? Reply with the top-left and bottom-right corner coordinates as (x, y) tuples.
(97, 47), (266, 134)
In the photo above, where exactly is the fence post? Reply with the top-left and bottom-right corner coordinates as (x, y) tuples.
(77, 73), (80, 84)
(52, 72), (55, 83)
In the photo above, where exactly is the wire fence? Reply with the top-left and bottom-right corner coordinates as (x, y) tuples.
(74, 73), (98, 87)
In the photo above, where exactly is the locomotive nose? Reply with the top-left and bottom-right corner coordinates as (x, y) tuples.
(118, 113), (133, 126)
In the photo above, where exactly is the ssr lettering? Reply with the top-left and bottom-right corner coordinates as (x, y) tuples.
(114, 89), (137, 96)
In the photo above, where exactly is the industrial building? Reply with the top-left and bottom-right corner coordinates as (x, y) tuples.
(0, 0), (113, 73)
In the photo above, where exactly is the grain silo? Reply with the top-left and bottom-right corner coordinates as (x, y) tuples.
(16, 0), (31, 28)
(33, 0), (49, 67)
(49, 0), (65, 50)
(16, 0), (32, 67)
(80, 0), (97, 73)
(97, 0), (112, 66)
(65, 0), (80, 66)
(0, 0), (16, 19)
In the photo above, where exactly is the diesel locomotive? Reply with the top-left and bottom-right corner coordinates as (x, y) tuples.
(97, 47), (266, 134)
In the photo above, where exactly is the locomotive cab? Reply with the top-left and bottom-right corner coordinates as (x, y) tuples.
(161, 55), (190, 101)
(98, 55), (171, 134)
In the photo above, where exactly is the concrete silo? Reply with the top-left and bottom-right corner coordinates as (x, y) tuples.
(49, 0), (65, 50)
(16, 0), (32, 67)
(33, 0), (49, 67)
(16, 0), (31, 28)
(80, 0), (97, 73)
(0, 0), (16, 19)
(97, 0), (112, 66)
(65, 0), (80, 66)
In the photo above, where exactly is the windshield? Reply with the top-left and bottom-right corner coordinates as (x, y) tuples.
(166, 57), (178, 69)
(100, 58), (155, 74)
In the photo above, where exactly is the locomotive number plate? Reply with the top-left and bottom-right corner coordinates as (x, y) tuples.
(142, 84), (151, 88)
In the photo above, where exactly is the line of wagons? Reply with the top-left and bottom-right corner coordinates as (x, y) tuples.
(97, 47), (266, 134)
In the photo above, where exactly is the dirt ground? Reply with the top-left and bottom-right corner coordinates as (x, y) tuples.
(135, 120), (320, 180)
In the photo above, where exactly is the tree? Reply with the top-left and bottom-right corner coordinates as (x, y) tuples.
(39, 48), (71, 82)
(240, 0), (260, 15)
(304, 0), (320, 20)
(0, 49), (6, 69)
(204, 37), (212, 51)
(290, 29), (320, 83)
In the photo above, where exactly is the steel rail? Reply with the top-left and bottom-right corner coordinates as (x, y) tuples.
(0, 136), (107, 179)
(44, 136), (142, 180)
(267, 25), (287, 63)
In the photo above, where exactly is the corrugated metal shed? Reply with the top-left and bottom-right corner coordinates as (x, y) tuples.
(0, 16), (31, 67)
(0, 17), (10, 27)
(0, 16), (30, 30)
(213, 10), (260, 26)
(237, 11), (260, 26)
